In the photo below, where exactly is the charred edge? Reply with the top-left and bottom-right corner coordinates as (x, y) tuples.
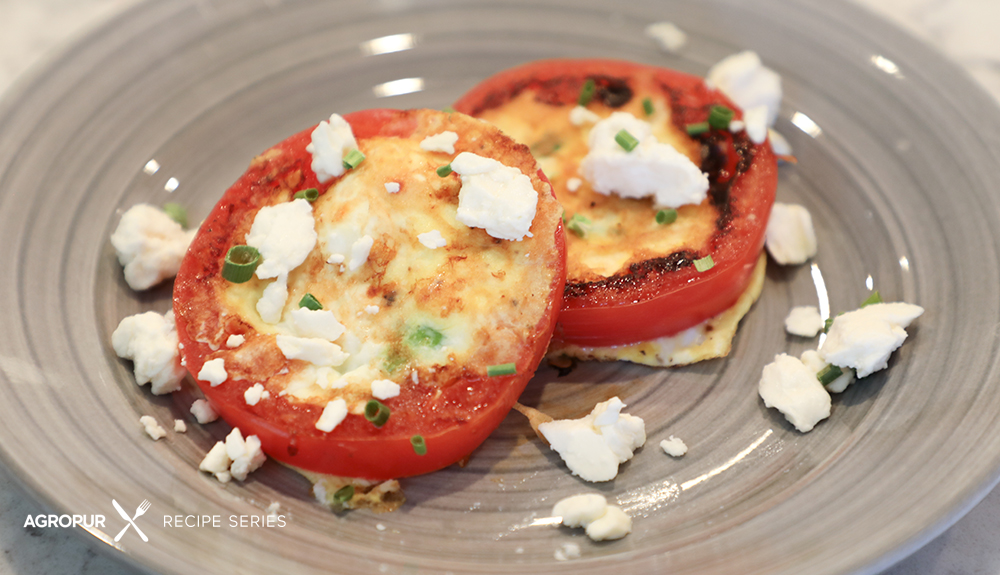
(564, 250), (698, 298)
(699, 130), (756, 231)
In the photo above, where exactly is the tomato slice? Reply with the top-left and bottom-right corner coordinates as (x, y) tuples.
(454, 59), (777, 347)
(173, 108), (566, 480)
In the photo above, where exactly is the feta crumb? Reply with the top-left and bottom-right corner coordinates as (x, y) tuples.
(139, 416), (167, 440)
(266, 502), (280, 518)
(275, 335), (349, 367)
(419, 131), (459, 154)
(306, 113), (358, 182)
(538, 397), (646, 482)
(580, 111), (709, 209)
(199, 441), (232, 482)
(246, 199), (318, 323)
(645, 21), (687, 53)
(384, 182), (401, 193)
(417, 229), (447, 249)
(370, 379), (401, 400)
(244, 383), (267, 405)
(758, 353), (831, 432)
(364, 305), (380, 315)
(111, 310), (185, 395)
(765, 202), (817, 265)
(569, 105), (601, 126)
(224, 428), (267, 481)
(376, 523), (387, 531)
(743, 105), (769, 145)
(349, 235), (374, 271)
(326, 253), (346, 264)
(566, 177), (583, 192)
(110, 204), (196, 291)
(552, 493), (632, 541)
(315, 398), (349, 432)
(660, 436), (687, 457)
(769, 129), (793, 156)
(451, 152), (538, 241)
(800, 349), (856, 394)
(729, 119), (746, 133)
(707, 50), (782, 127)
(198, 357), (228, 387)
(174, 419), (187, 433)
(190, 399), (219, 424)
(290, 307), (345, 341)
(554, 543), (582, 561)
(785, 305), (824, 337)
(226, 334), (246, 348)
(585, 505), (632, 541)
(819, 302), (924, 378)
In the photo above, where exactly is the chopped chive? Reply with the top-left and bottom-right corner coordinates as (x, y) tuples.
(333, 484), (355, 504)
(578, 79), (596, 107)
(442, 106), (456, 113)
(436, 163), (453, 177)
(615, 129), (639, 152)
(222, 245), (261, 283)
(364, 399), (391, 428)
(487, 363), (517, 377)
(342, 149), (365, 170)
(817, 364), (844, 386)
(565, 214), (591, 237)
(694, 255), (715, 272)
(162, 202), (188, 228)
(860, 290), (882, 308)
(294, 188), (319, 202)
(642, 97), (654, 116)
(411, 435), (427, 456)
(708, 105), (735, 129)
(686, 122), (709, 136)
(824, 317), (835, 333)
(298, 293), (322, 310)
(655, 209), (678, 225)
(408, 325), (444, 348)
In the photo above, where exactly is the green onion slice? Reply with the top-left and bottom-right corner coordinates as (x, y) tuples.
(222, 245), (261, 283)
(824, 317), (835, 333)
(333, 484), (355, 504)
(578, 79), (596, 107)
(411, 435), (427, 456)
(436, 163), (453, 177)
(409, 325), (444, 348)
(708, 105), (735, 129)
(298, 293), (322, 310)
(642, 97), (654, 116)
(487, 363), (517, 377)
(686, 122), (709, 136)
(656, 209), (678, 225)
(817, 364), (844, 386)
(342, 149), (365, 170)
(860, 290), (883, 308)
(615, 129), (640, 152)
(694, 255), (715, 272)
(565, 213), (591, 238)
(364, 399), (391, 428)
(442, 106), (456, 113)
(293, 188), (319, 202)
(162, 202), (188, 228)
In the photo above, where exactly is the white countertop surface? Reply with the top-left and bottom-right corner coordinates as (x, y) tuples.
(0, 0), (997, 573)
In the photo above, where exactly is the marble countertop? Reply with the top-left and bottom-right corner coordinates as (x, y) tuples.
(0, 0), (998, 573)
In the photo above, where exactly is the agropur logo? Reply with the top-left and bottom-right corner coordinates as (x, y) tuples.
(23, 499), (150, 543)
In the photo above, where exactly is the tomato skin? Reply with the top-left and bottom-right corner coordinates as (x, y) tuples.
(454, 59), (778, 347)
(173, 108), (566, 480)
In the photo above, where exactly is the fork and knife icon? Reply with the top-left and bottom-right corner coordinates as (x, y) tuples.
(112, 499), (150, 542)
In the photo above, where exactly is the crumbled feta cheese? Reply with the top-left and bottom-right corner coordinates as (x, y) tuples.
(554, 543), (581, 561)
(743, 105), (769, 145)
(244, 383), (268, 405)
(315, 398), (348, 432)
(326, 253), (346, 264)
(110, 204), (196, 291)
(226, 334), (246, 348)
(246, 199), (318, 323)
(199, 441), (232, 482)
(758, 353), (831, 432)
(538, 397), (646, 482)
(306, 113), (358, 182)
(174, 419), (187, 433)
(290, 307), (345, 341)
(364, 305), (380, 315)
(451, 152), (538, 241)
(660, 436), (687, 457)
(275, 335), (349, 367)
(384, 182), (401, 193)
(769, 129), (793, 156)
(198, 357), (228, 387)
(580, 112), (709, 209)
(552, 493), (632, 541)
(139, 415), (167, 440)
(785, 305), (824, 337)
(349, 235), (374, 271)
(224, 428), (267, 481)
(111, 310), (185, 395)
(800, 349), (855, 394)
(819, 302), (924, 378)
(190, 399), (219, 424)
(566, 177), (583, 192)
(765, 202), (817, 265)
(569, 105), (601, 126)
(644, 21), (687, 53)
(370, 379), (400, 400)
(419, 131), (459, 154)
(729, 119), (745, 133)
(417, 230), (447, 249)
(707, 50), (782, 127)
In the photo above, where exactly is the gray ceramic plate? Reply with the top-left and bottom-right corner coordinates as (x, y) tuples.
(1, 0), (998, 573)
